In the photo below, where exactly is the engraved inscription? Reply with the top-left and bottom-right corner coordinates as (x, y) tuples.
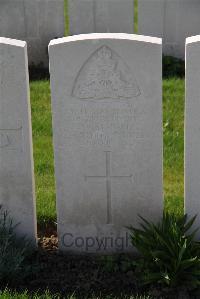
(0, 127), (23, 151)
(62, 104), (145, 147)
(85, 151), (133, 224)
(72, 45), (140, 100)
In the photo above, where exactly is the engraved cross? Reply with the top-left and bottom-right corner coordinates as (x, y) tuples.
(85, 151), (133, 224)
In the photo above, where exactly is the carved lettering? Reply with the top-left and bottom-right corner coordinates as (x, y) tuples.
(0, 127), (23, 151)
(61, 103), (146, 147)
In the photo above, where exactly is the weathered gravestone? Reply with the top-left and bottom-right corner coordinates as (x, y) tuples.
(0, 0), (65, 67)
(68, 0), (134, 35)
(49, 33), (163, 254)
(185, 35), (200, 236)
(0, 37), (37, 244)
(138, 0), (200, 59)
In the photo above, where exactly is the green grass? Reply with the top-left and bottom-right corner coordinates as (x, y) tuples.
(163, 78), (184, 216)
(30, 77), (185, 225)
(0, 290), (153, 299)
(134, 0), (138, 33)
(30, 81), (56, 226)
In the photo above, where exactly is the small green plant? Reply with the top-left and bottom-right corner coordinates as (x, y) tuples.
(0, 206), (36, 286)
(128, 213), (200, 289)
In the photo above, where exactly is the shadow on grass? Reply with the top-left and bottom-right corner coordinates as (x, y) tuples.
(163, 56), (185, 79)
(29, 65), (49, 81)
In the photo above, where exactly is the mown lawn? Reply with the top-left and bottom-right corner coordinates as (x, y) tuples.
(30, 76), (185, 226)
(0, 290), (152, 299)
(30, 80), (55, 226)
(163, 78), (184, 216)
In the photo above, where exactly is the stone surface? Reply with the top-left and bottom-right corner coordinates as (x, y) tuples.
(185, 35), (200, 236)
(0, 0), (65, 67)
(68, 0), (134, 35)
(138, 0), (200, 59)
(49, 33), (163, 254)
(0, 37), (37, 244)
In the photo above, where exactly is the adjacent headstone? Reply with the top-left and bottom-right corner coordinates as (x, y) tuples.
(138, 0), (200, 59)
(68, 0), (134, 35)
(49, 33), (163, 254)
(0, 0), (65, 67)
(0, 37), (37, 244)
(185, 35), (200, 236)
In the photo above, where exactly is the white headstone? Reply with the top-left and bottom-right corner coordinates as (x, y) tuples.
(68, 0), (134, 35)
(138, 0), (200, 59)
(185, 35), (200, 235)
(0, 37), (36, 244)
(49, 33), (163, 254)
(0, 0), (65, 67)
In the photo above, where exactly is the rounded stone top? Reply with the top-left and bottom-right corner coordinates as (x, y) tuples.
(0, 37), (26, 48)
(49, 33), (162, 48)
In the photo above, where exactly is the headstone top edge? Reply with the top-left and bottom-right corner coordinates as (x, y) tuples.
(186, 35), (200, 46)
(0, 37), (26, 48)
(49, 33), (162, 48)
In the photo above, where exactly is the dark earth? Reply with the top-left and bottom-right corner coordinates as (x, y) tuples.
(6, 225), (197, 299)
(29, 233), (139, 298)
